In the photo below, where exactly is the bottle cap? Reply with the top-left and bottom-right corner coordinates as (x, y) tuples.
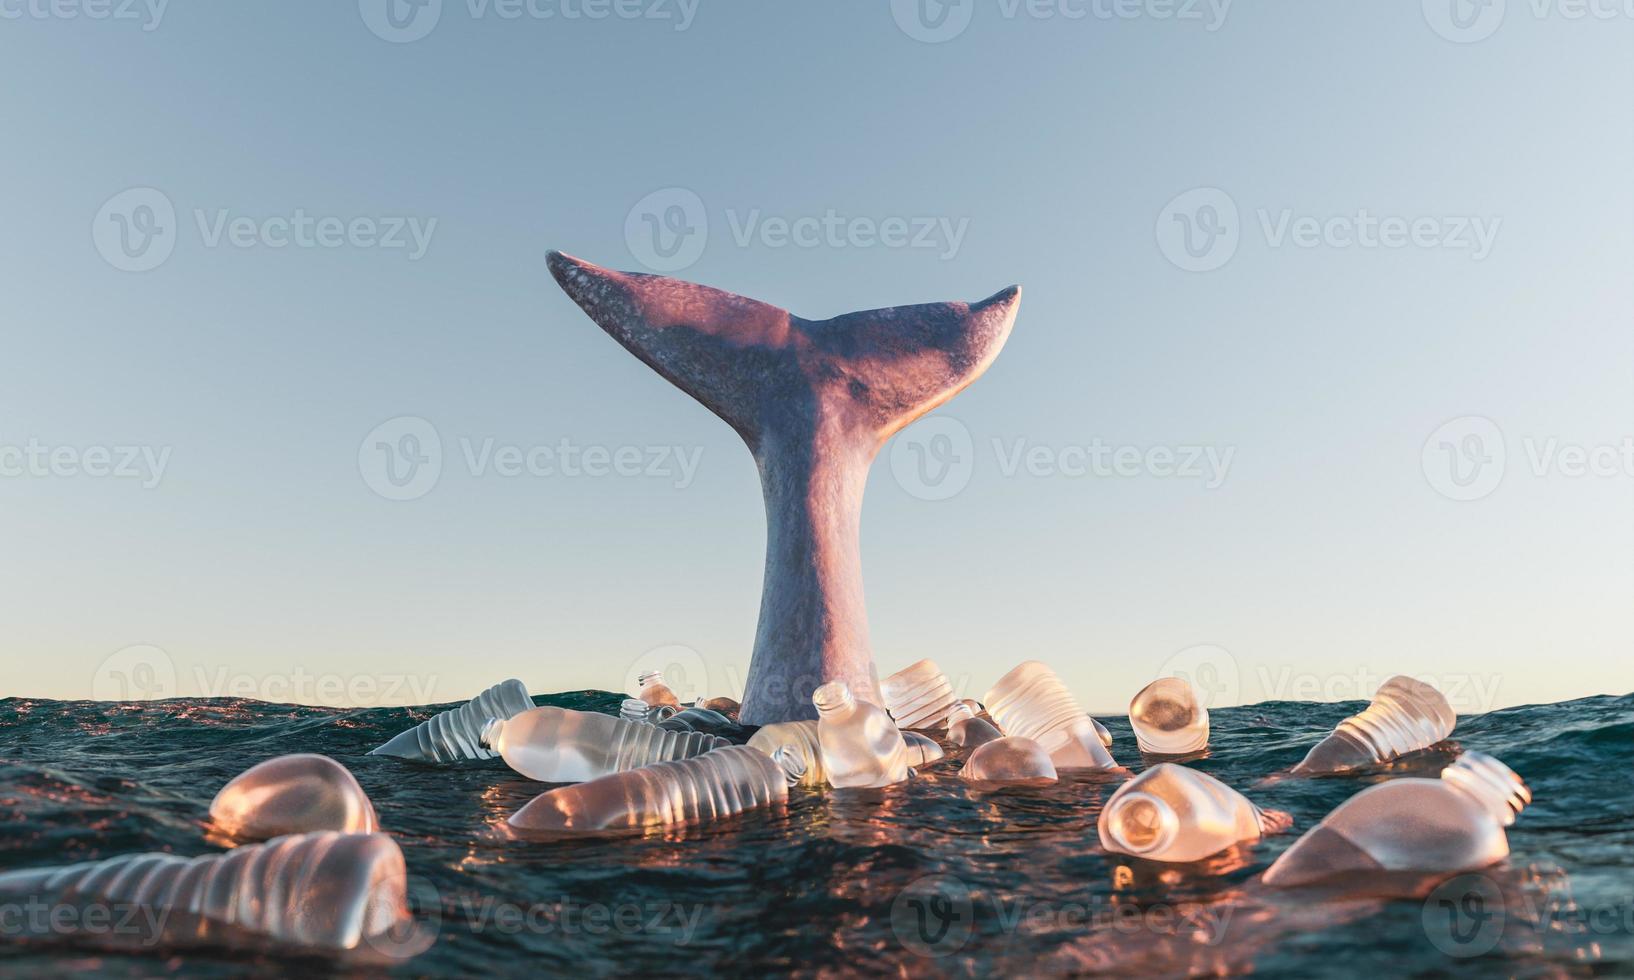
(1104, 790), (1180, 856)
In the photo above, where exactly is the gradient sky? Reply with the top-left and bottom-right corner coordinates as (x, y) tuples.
(2, 1), (1630, 714)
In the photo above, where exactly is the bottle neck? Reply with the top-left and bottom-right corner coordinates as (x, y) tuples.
(639, 671), (664, 688)
(1442, 752), (1530, 826)
(813, 681), (856, 718)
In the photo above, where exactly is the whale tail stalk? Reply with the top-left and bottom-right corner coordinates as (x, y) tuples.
(548, 251), (1020, 725)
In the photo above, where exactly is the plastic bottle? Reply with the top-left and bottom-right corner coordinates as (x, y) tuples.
(814, 681), (910, 788)
(209, 753), (377, 840)
(960, 736), (1058, 783)
(1292, 675), (1456, 775)
(481, 706), (728, 783)
(0, 832), (413, 957)
(947, 701), (1003, 749)
(508, 746), (796, 833)
(901, 730), (945, 767)
(637, 670), (682, 710)
(697, 696), (742, 719)
(1129, 677), (1210, 756)
(620, 698), (652, 723)
(368, 678), (533, 763)
(747, 720), (826, 787)
(656, 706), (741, 738)
(1099, 763), (1279, 863)
(1090, 716), (1114, 748)
(881, 658), (960, 732)
(984, 661), (1117, 770)
(1264, 752), (1530, 887)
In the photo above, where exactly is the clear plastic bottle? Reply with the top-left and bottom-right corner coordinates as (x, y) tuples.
(1099, 763), (1280, 863)
(984, 661), (1117, 770)
(1292, 675), (1456, 775)
(209, 753), (377, 840)
(881, 658), (960, 732)
(901, 730), (945, 767)
(481, 706), (728, 783)
(747, 719), (826, 787)
(960, 736), (1058, 783)
(0, 831), (413, 957)
(1090, 716), (1114, 749)
(947, 701), (1003, 749)
(637, 670), (682, 710)
(368, 678), (533, 763)
(620, 698), (652, 723)
(1264, 752), (1530, 887)
(508, 745), (796, 833)
(814, 681), (910, 788)
(1129, 677), (1209, 756)
(656, 705), (740, 738)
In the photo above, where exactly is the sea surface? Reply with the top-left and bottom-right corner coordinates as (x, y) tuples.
(0, 691), (1629, 978)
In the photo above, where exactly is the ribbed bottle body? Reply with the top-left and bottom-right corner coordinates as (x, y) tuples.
(488, 706), (728, 783)
(369, 678), (533, 763)
(509, 746), (788, 832)
(881, 659), (960, 732)
(984, 662), (1116, 770)
(1293, 676), (1456, 774)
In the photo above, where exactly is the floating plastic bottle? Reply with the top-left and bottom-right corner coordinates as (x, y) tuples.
(480, 706), (727, 783)
(961, 736), (1058, 783)
(656, 706), (741, 738)
(0, 832), (413, 958)
(637, 670), (681, 710)
(747, 720), (826, 787)
(984, 661), (1117, 770)
(368, 678), (533, 763)
(881, 658), (960, 732)
(1292, 675), (1456, 775)
(209, 753), (377, 840)
(947, 701), (1003, 749)
(1264, 752), (1530, 887)
(1098, 763), (1279, 863)
(508, 745), (795, 833)
(1090, 716), (1114, 748)
(1129, 677), (1209, 756)
(901, 730), (945, 767)
(814, 681), (910, 788)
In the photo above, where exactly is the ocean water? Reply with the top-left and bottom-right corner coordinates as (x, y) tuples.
(0, 691), (1629, 978)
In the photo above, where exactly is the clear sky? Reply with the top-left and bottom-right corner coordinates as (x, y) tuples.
(2, 1), (1630, 714)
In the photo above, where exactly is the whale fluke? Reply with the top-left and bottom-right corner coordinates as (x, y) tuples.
(548, 252), (1020, 725)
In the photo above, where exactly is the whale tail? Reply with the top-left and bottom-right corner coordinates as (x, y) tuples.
(546, 251), (1020, 448)
(547, 251), (1021, 724)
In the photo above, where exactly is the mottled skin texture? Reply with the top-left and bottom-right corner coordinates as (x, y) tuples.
(547, 253), (1021, 725)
